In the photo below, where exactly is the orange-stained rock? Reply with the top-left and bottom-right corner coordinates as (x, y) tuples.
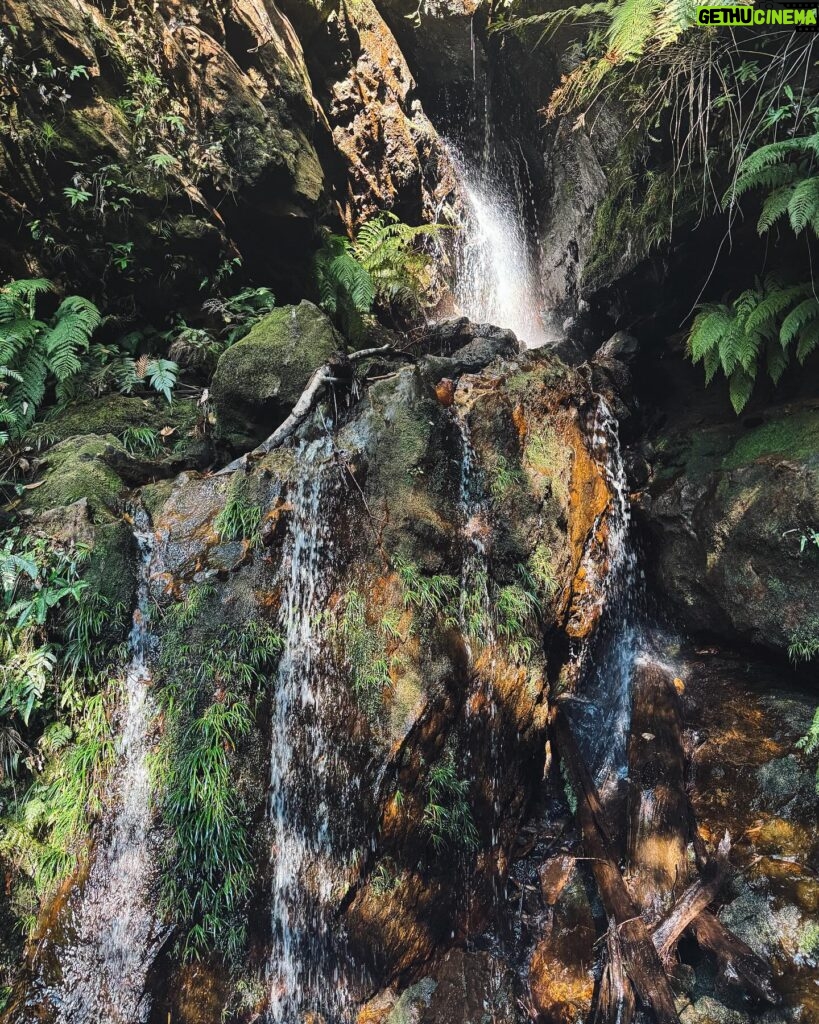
(435, 378), (456, 406)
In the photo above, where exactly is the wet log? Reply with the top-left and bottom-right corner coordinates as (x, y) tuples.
(592, 917), (636, 1024)
(689, 910), (779, 1005)
(627, 662), (689, 922)
(650, 833), (730, 962)
(552, 707), (681, 1024)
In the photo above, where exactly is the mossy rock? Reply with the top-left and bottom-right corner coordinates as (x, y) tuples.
(24, 434), (127, 517)
(37, 394), (199, 444)
(211, 300), (343, 448)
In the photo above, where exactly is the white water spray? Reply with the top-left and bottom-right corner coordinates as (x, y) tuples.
(53, 507), (163, 1024)
(448, 147), (548, 348)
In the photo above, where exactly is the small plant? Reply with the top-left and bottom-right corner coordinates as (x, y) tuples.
(394, 556), (459, 628)
(154, 605), (283, 963)
(495, 574), (541, 665)
(487, 453), (525, 501)
(370, 858), (400, 895)
(529, 543), (559, 600)
(0, 279), (101, 438)
(789, 624), (819, 665)
(120, 426), (161, 457)
(214, 476), (262, 545)
(332, 590), (400, 719)
(422, 748), (479, 853)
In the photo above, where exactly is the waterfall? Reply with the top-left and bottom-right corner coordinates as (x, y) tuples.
(49, 506), (163, 1024)
(447, 146), (548, 349)
(266, 437), (355, 1024)
(567, 397), (645, 804)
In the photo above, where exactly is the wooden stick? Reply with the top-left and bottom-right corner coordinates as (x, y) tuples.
(651, 833), (730, 962)
(552, 708), (681, 1024)
(593, 917), (636, 1024)
(216, 346), (413, 475)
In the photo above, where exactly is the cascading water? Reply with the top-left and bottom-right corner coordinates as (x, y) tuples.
(48, 506), (163, 1024)
(447, 146), (549, 349)
(566, 397), (646, 804)
(265, 436), (357, 1024)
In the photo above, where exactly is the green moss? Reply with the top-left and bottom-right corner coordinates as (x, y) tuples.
(83, 520), (136, 636)
(723, 409), (819, 469)
(211, 301), (342, 446)
(24, 435), (126, 516)
(37, 394), (198, 444)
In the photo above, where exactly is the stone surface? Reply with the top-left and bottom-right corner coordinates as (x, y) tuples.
(646, 401), (819, 655)
(210, 300), (343, 447)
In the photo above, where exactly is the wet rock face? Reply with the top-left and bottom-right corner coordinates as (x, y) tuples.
(645, 401), (819, 656)
(70, 338), (606, 1022)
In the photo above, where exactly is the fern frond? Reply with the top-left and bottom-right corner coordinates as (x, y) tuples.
(780, 297), (819, 347)
(734, 134), (819, 179)
(744, 283), (809, 335)
(654, 0), (697, 47)
(490, 3), (611, 40)
(757, 185), (796, 234)
(727, 163), (799, 205)
(688, 304), (735, 361)
(607, 0), (663, 62)
(795, 318), (819, 363)
(766, 340), (788, 384)
(787, 176), (819, 235)
(728, 369), (754, 414)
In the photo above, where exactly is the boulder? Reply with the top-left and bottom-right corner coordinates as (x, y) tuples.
(210, 301), (343, 447)
(646, 402), (819, 656)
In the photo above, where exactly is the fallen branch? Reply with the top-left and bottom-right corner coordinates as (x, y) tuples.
(216, 346), (411, 475)
(651, 832), (730, 962)
(689, 910), (780, 1005)
(552, 707), (682, 1024)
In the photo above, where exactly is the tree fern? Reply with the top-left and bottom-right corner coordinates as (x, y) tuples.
(688, 278), (819, 412)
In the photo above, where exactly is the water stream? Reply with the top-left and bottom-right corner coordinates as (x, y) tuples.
(447, 146), (549, 349)
(265, 437), (356, 1024)
(49, 507), (163, 1024)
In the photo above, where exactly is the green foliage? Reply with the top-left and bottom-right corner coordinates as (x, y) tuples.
(495, 574), (541, 665)
(0, 279), (100, 438)
(394, 556), (459, 629)
(214, 475), (263, 545)
(0, 530), (118, 937)
(370, 858), (400, 895)
(154, 593), (283, 963)
(486, 453), (525, 501)
(331, 590), (401, 720)
(201, 287), (277, 347)
(422, 748), (478, 853)
(315, 213), (442, 337)
(529, 543), (560, 601)
(688, 276), (819, 413)
(789, 625), (819, 665)
(0, 695), (115, 929)
(120, 426), (161, 457)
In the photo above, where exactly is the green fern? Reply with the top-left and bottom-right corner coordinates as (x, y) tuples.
(314, 213), (443, 338)
(0, 280), (100, 437)
(688, 277), (819, 413)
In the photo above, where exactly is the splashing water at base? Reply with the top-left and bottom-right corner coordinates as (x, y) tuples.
(52, 506), (163, 1024)
(447, 146), (548, 348)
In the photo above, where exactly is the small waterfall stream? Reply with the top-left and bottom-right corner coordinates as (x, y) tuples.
(52, 506), (163, 1024)
(567, 397), (646, 802)
(265, 437), (356, 1024)
(447, 146), (548, 349)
